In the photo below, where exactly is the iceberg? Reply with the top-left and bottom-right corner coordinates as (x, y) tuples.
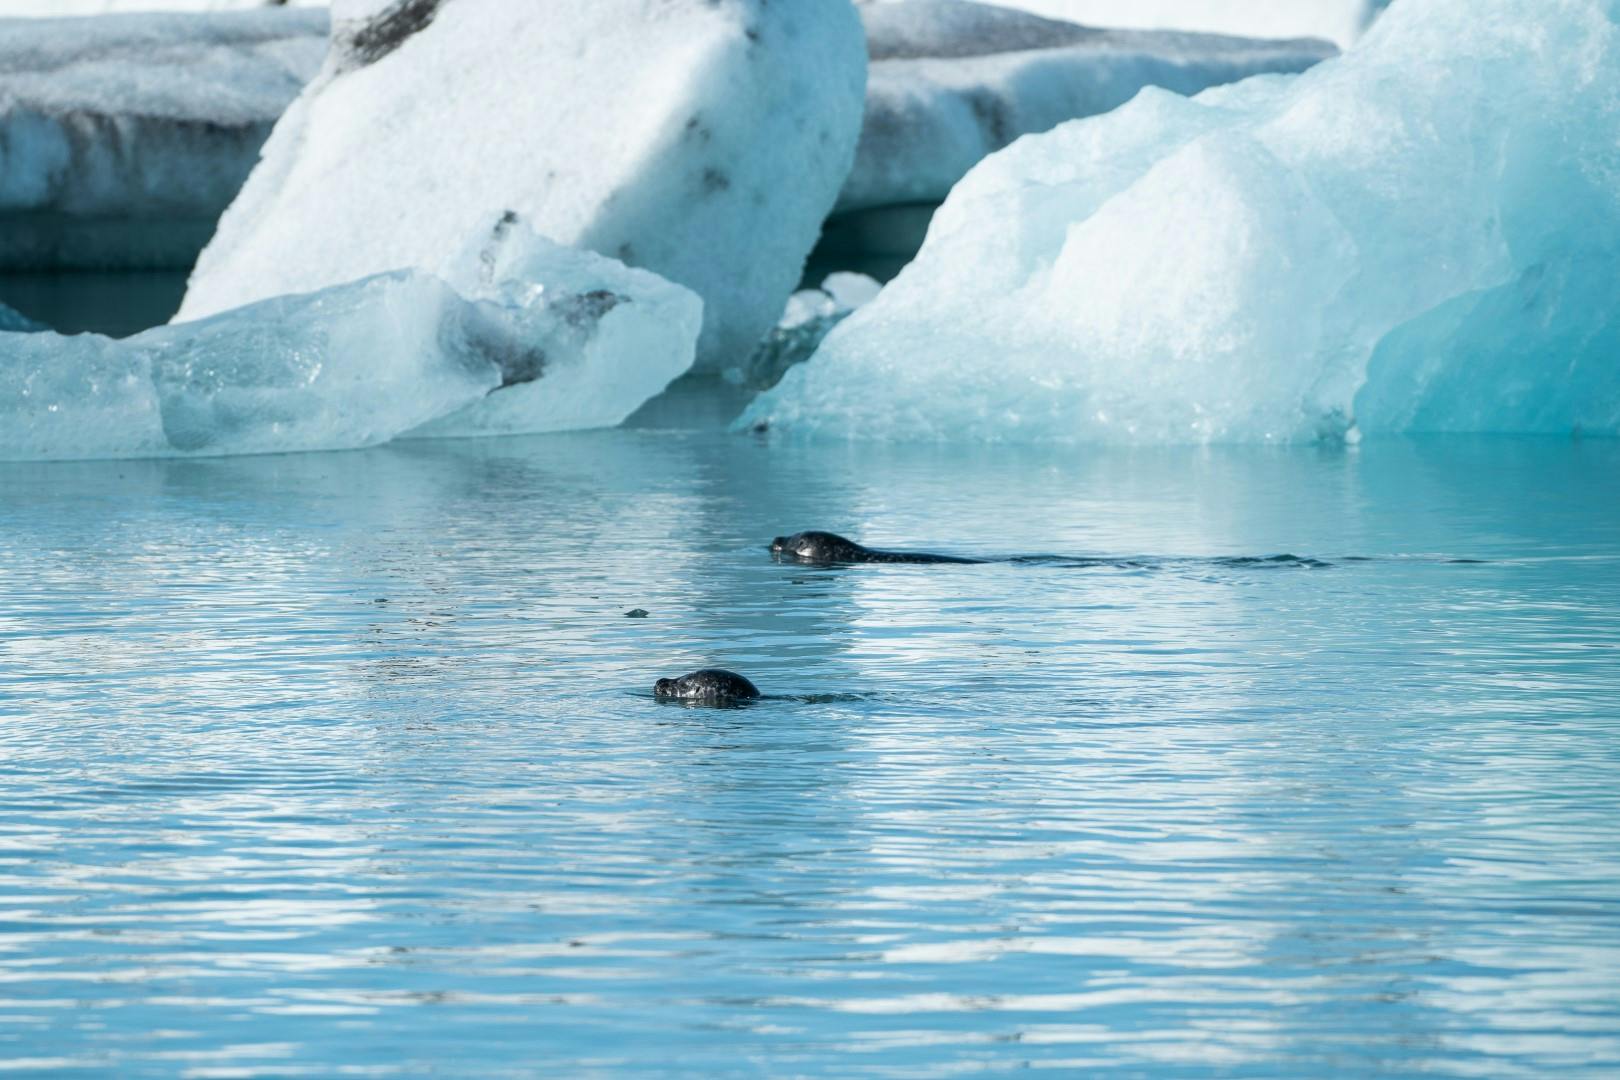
(744, 0), (1620, 443)
(843, 0), (1333, 213)
(859, 0), (1389, 50)
(1, 1), (1321, 285)
(0, 9), (328, 271)
(1, 218), (702, 461)
(178, 0), (868, 374)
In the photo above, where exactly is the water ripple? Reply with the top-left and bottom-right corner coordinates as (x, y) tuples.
(0, 434), (1616, 1077)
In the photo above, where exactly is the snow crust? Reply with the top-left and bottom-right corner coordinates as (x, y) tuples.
(0, 9), (328, 270)
(179, 0), (867, 374)
(0, 219), (701, 461)
(745, 0), (1620, 443)
(846, 0), (1332, 212)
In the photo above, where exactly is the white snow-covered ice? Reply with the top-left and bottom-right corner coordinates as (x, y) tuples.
(179, 0), (867, 374)
(0, 9), (328, 270)
(844, 0), (1333, 212)
(0, 1), (323, 14)
(860, 0), (1389, 49)
(1, 217), (703, 461)
(745, 0), (1620, 443)
(1, 1), (1328, 279)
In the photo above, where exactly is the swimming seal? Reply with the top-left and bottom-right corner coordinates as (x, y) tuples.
(770, 531), (982, 565)
(654, 669), (761, 704)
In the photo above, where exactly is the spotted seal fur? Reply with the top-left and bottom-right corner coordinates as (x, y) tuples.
(654, 669), (761, 705)
(770, 531), (982, 565)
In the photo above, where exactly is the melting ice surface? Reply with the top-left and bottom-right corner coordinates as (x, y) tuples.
(749, 0), (1620, 443)
(0, 221), (701, 461)
(1, 431), (1618, 1076)
(413, 216), (703, 439)
(0, 272), (499, 462)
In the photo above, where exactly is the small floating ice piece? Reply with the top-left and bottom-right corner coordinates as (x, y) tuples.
(0, 272), (500, 462)
(0, 216), (704, 461)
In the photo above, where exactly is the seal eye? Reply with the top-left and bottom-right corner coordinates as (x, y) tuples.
(654, 678), (674, 695)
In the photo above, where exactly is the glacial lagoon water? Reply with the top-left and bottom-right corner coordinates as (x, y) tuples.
(1, 431), (1616, 1077)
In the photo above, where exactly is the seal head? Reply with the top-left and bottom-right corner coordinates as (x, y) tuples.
(770, 530), (981, 565)
(654, 668), (762, 705)
(771, 531), (874, 563)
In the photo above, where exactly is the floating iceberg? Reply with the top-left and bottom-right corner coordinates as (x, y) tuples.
(0, 9), (328, 270)
(745, 0), (1620, 442)
(179, 0), (867, 374)
(1, 1), (1323, 285)
(1, 219), (702, 461)
(843, 0), (1332, 212)
(860, 0), (1389, 50)
(0, 273), (497, 461)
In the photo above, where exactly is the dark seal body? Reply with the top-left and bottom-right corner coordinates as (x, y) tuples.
(654, 669), (761, 704)
(770, 531), (981, 565)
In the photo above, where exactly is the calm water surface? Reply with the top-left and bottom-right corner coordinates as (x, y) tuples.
(1, 432), (1616, 1078)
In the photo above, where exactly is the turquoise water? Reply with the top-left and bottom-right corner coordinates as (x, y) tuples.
(1, 432), (1617, 1077)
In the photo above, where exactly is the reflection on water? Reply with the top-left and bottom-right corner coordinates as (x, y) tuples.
(1, 433), (1617, 1077)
